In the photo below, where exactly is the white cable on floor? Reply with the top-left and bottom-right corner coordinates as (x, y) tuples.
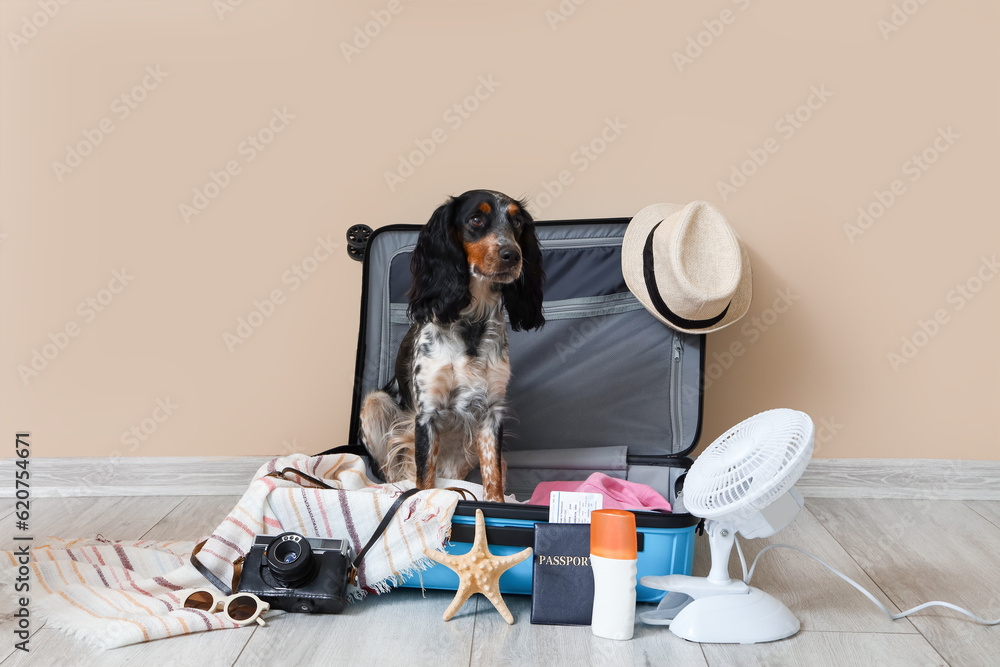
(734, 534), (748, 582)
(740, 539), (1000, 626)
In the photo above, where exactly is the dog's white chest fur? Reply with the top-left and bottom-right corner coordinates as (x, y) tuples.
(412, 310), (510, 479)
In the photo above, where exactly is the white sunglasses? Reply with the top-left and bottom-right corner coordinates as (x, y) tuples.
(182, 588), (270, 627)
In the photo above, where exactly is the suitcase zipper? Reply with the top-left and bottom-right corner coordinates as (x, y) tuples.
(670, 337), (684, 453)
(539, 292), (643, 320)
(623, 336), (689, 468)
(539, 236), (622, 249)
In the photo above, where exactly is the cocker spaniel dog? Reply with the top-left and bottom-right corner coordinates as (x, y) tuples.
(360, 189), (545, 502)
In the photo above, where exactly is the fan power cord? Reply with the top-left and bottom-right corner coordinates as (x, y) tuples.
(735, 538), (999, 626)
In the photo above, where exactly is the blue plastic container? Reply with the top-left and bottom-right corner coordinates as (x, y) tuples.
(400, 503), (697, 602)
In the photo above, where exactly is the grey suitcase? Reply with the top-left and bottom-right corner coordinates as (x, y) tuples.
(345, 218), (704, 600)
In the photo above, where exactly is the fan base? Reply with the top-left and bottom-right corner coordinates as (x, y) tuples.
(666, 585), (800, 644)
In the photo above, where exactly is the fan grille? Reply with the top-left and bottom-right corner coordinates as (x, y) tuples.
(683, 408), (814, 520)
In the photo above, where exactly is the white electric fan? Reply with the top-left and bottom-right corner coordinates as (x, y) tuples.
(641, 408), (815, 644)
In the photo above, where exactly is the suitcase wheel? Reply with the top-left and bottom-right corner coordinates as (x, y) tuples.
(346, 224), (373, 262)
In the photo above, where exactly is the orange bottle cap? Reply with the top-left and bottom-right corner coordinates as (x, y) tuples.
(590, 509), (637, 560)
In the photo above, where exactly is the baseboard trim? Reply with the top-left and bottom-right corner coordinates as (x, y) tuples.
(796, 458), (1000, 500)
(2, 456), (998, 500)
(1, 456), (272, 498)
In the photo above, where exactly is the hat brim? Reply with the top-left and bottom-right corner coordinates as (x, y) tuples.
(621, 202), (753, 335)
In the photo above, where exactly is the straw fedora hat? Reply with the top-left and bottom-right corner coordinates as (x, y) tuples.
(622, 201), (752, 334)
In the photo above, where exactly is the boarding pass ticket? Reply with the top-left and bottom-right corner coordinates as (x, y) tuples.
(548, 491), (603, 523)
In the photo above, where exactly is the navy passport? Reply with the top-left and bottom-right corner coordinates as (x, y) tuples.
(530, 523), (595, 626)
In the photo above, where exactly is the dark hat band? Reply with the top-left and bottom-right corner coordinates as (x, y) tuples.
(642, 223), (731, 331)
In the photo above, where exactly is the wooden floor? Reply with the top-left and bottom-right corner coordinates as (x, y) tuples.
(2, 496), (998, 667)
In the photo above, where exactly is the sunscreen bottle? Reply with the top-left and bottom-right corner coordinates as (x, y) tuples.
(590, 509), (637, 640)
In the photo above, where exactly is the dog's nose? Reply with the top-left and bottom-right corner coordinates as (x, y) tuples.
(499, 246), (520, 266)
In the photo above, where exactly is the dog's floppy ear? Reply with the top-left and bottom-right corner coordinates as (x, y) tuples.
(408, 199), (470, 324)
(502, 213), (545, 332)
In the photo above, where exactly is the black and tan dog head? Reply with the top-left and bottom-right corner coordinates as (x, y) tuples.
(409, 189), (545, 331)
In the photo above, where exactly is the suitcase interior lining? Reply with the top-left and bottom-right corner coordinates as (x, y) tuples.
(351, 221), (705, 509)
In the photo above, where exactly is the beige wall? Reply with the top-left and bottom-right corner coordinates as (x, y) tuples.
(2, 1), (997, 462)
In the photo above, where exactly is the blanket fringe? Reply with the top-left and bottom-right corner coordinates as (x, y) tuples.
(34, 595), (135, 650)
(1, 454), (465, 649)
(349, 550), (444, 601)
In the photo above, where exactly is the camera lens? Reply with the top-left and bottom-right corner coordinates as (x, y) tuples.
(265, 532), (315, 588)
(273, 541), (299, 564)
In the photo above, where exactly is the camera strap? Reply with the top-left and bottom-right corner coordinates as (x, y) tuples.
(263, 468), (420, 586)
(189, 467), (421, 595)
(190, 538), (241, 596)
(348, 486), (420, 586)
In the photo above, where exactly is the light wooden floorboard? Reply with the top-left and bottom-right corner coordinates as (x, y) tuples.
(233, 588), (477, 667)
(4, 496), (999, 665)
(1, 496), (183, 664)
(471, 593), (709, 667)
(809, 498), (1000, 667)
(963, 500), (1000, 531)
(689, 505), (916, 634)
(1, 625), (257, 667)
(701, 631), (946, 667)
(139, 495), (243, 542)
(1, 496), (253, 667)
(4, 496), (184, 548)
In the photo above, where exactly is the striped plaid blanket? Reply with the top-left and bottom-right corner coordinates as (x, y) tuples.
(1, 454), (460, 648)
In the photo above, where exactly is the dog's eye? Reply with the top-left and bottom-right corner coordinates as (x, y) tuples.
(469, 215), (484, 227)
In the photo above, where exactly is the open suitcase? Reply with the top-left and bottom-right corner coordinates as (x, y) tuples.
(346, 218), (704, 602)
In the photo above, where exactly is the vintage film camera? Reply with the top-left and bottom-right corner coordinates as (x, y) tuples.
(238, 532), (354, 614)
